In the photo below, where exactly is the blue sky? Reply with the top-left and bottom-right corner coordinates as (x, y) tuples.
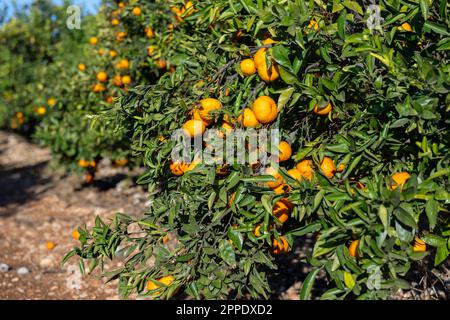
(1, 0), (101, 19)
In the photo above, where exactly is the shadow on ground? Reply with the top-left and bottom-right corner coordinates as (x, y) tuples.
(0, 161), (51, 218)
(267, 236), (328, 299)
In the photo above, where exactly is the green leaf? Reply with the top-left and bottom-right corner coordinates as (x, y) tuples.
(300, 268), (321, 300)
(287, 222), (322, 236)
(343, 271), (355, 289)
(337, 9), (347, 40)
(278, 66), (299, 85)
(261, 194), (273, 214)
(227, 228), (244, 251)
(342, 1), (363, 15)
(434, 245), (449, 266)
(425, 199), (438, 230)
(271, 45), (292, 69)
(218, 239), (236, 268)
(393, 208), (417, 229)
(420, 0), (429, 20)
(277, 87), (294, 111)
(422, 234), (446, 247)
(378, 205), (388, 230)
(423, 21), (450, 36)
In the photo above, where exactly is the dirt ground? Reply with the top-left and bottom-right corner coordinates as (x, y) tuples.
(1, 130), (449, 300)
(0, 131), (148, 299)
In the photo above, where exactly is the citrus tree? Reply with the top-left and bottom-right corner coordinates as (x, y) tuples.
(0, 0), (87, 134)
(51, 0), (450, 299)
(34, 0), (178, 180)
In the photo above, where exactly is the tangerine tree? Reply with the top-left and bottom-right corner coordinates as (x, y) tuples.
(57, 0), (450, 299)
(34, 0), (179, 180)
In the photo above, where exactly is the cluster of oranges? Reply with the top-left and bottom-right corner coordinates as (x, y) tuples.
(240, 38), (279, 83)
(10, 112), (24, 129)
(170, 1), (195, 23)
(78, 159), (97, 184)
(254, 198), (294, 254)
(240, 37), (333, 117)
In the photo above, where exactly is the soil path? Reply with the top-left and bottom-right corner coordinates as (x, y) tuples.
(0, 131), (147, 299)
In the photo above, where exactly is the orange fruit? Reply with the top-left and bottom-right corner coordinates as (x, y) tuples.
(308, 20), (319, 30)
(78, 63), (86, 71)
(115, 159), (129, 167)
(156, 59), (167, 70)
(222, 121), (234, 133)
(147, 46), (156, 56)
(413, 237), (426, 252)
(272, 200), (291, 223)
(89, 37), (98, 45)
(112, 18), (120, 26)
(184, 1), (194, 11)
(240, 59), (256, 76)
(36, 107), (46, 116)
(132, 7), (142, 16)
(296, 160), (314, 181)
(272, 236), (289, 254)
(182, 120), (206, 138)
(47, 98), (56, 107)
(356, 181), (366, 190)
(252, 96), (278, 124)
(118, 2), (125, 9)
(71, 229), (80, 240)
(170, 161), (189, 176)
(198, 98), (222, 121)
(121, 75), (132, 85)
(116, 31), (127, 41)
(253, 48), (279, 82)
(277, 141), (292, 162)
(92, 83), (106, 93)
(273, 184), (292, 194)
(113, 75), (123, 87)
(145, 27), (155, 38)
(109, 50), (118, 58)
(96, 71), (108, 82)
(400, 22), (412, 32)
(46, 241), (56, 250)
(89, 161), (97, 168)
(116, 59), (130, 69)
(253, 224), (262, 237)
(349, 239), (360, 258)
(390, 172), (410, 190)
(287, 168), (302, 184)
(337, 163), (346, 172)
(238, 108), (260, 128)
(147, 275), (175, 294)
(78, 159), (89, 168)
(86, 173), (94, 184)
(191, 109), (213, 126)
(262, 38), (277, 45)
(184, 158), (201, 173)
(313, 102), (332, 116)
(320, 157), (336, 179)
(265, 167), (284, 189)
